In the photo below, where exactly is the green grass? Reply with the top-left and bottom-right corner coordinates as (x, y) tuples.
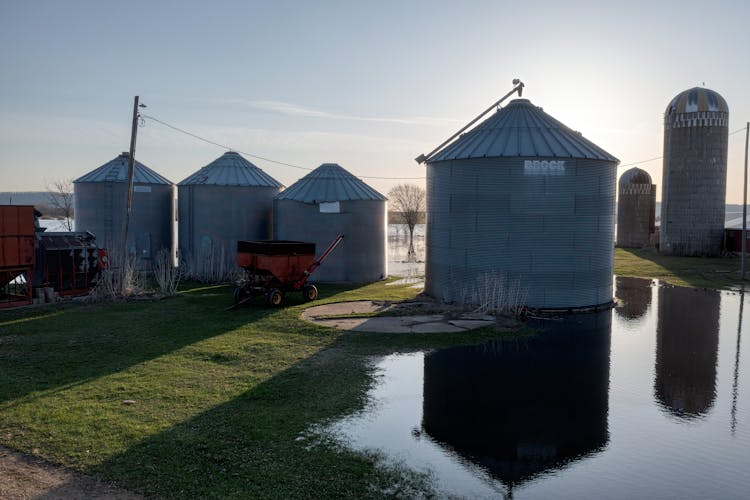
(0, 279), (516, 499)
(614, 248), (746, 289)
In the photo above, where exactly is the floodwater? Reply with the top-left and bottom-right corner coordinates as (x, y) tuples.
(322, 278), (750, 498)
(388, 224), (425, 277)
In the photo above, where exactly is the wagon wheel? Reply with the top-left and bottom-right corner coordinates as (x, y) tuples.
(233, 286), (248, 305)
(266, 288), (284, 307)
(302, 284), (318, 302)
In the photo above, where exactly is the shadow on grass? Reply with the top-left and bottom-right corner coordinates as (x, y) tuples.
(615, 248), (743, 289)
(0, 285), (275, 405)
(81, 333), (440, 499)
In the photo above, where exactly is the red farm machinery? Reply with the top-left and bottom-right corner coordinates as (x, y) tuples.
(233, 234), (344, 307)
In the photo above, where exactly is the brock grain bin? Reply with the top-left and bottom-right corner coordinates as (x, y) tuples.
(74, 152), (174, 268)
(177, 151), (282, 269)
(274, 163), (387, 283)
(424, 98), (620, 310)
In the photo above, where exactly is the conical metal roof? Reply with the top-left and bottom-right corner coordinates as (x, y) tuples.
(74, 152), (172, 185)
(177, 151), (282, 187)
(275, 163), (386, 203)
(428, 99), (619, 163)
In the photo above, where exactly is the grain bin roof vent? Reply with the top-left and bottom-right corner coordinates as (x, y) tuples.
(74, 152), (172, 184)
(178, 151), (282, 187)
(428, 98), (619, 163)
(275, 163), (386, 203)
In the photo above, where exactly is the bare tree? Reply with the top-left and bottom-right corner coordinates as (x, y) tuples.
(46, 179), (75, 231)
(388, 183), (425, 261)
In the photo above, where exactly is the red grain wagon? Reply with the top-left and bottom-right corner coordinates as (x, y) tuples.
(234, 234), (343, 307)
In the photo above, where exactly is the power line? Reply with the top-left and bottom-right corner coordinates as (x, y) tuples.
(142, 114), (426, 180)
(144, 113), (746, 179)
(617, 126), (748, 169)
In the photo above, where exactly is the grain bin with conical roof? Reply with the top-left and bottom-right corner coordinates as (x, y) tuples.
(274, 163), (386, 283)
(74, 152), (174, 268)
(616, 167), (656, 248)
(177, 152), (282, 272)
(660, 87), (729, 256)
(424, 98), (619, 310)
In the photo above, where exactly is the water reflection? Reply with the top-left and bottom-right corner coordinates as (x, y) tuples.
(614, 276), (652, 320)
(423, 312), (611, 489)
(654, 286), (720, 419)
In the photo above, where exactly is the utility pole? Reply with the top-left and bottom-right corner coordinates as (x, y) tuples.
(742, 122), (749, 280)
(121, 96), (140, 267)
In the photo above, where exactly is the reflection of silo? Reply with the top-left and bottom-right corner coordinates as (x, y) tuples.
(74, 153), (173, 268)
(616, 168), (655, 248)
(424, 98), (619, 309)
(178, 152), (282, 268)
(654, 285), (720, 418)
(422, 311), (611, 487)
(660, 87), (729, 256)
(614, 276), (652, 320)
(274, 163), (387, 283)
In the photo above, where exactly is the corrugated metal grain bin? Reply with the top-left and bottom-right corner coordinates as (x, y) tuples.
(274, 163), (387, 283)
(177, 152), (282, 271)
(74, 152), (174, 268)
(660, 87), (728, 256)
(424, 98), (619, 309)
(616, 167), (656, 248)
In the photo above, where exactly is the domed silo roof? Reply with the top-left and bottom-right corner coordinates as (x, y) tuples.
(274, 163), (387, 283)
(660, 87), (729, 256)
(617, 168), (656, 248)
(73, 153), (174, 268)
(177, 152), (282, 276)
(665, 87), (728, 115)
(618, 167), (652, 186)
(424, 98), (619, 310)
(275, 163), (386, 202)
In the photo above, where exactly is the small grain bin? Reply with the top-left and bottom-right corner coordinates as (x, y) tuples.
(660, 87), (729, 256)
(74, 152), (174, 268)
(424, 98), (619, 310)
(274, 163), (386, 283)
(616, 167), (656, 248)
(177, 152), (282, 273)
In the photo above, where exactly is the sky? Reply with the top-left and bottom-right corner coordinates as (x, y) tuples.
(1, 0), (748, 202)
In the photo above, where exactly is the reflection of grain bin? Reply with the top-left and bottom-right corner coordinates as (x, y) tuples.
(177, 152), (282, 268)
(660, 87), (728, 256)
(616, 168), (655, 248)
(654, 285), (719, 419)
(74, 153), (173, 268)
(424, 99), (619, 309)
(423, 311), (611, 488)
(274, 163), (386, 283)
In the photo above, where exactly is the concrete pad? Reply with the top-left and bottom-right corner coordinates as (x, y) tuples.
(448, 319), (495, 330)
(411, 322), (466, 333)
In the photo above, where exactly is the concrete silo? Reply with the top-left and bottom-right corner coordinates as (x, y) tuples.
(178, 152), (282, 272)
(274, 163), (386, 283)
(424, 98), (619, 310)
(74, 152), (174, 268)
(616, 167), (656, 248)
(660, 87), (729, 256)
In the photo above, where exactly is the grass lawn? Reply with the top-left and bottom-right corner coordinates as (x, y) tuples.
(0, 280), (516, 499)
(2, 251), (745, 497)
(614, 248), (747, 289)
